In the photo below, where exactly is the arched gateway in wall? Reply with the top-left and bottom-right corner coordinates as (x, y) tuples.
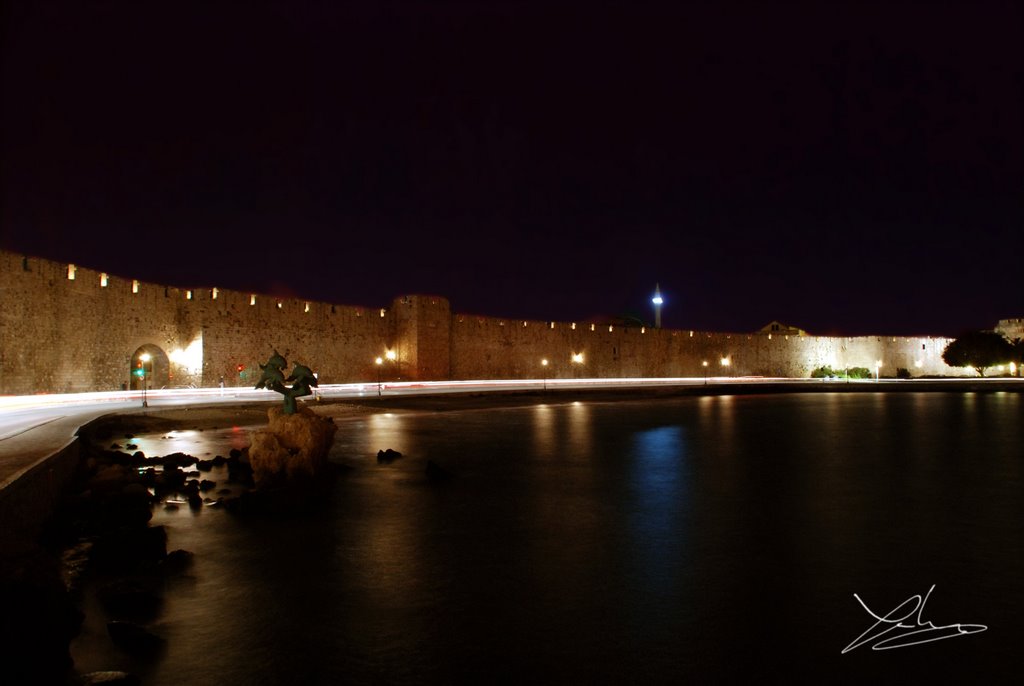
(129, 345), (169, 391)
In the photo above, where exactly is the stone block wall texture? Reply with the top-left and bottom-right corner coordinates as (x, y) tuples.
(1, 249), (969, 395)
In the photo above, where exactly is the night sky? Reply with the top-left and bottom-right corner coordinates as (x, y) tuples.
(2, 1), (1020, 336)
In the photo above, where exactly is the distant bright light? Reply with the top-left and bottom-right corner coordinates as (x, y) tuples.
(375, 357), (383, 365)
(169, 338), (203, 375)
(541, 359), (549, 367)
(652, 295), (663, 305)
(720, 358), (730, 366)
(572, 353), (584, 364)
(385, 350), (397, 361)
(140, 352), (151, 363)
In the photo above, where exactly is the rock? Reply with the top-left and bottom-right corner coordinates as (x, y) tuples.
(187, 493), (203, 510)
(87, 465), (132, 495)
(124, 443), (138, 450)
(0, 548), (83, 684)
(377, 448), (403, 463)
(199, 479), (216, 492)
(78, 671), (142, 685)
(121, 483), (149, 498)
(97, 579), (162, 619)
(109, 443), (123, 450)
(196, 459), (214, 471)
(248, 406), (337, 488)
(160, 549), (194, 575)
(107, 621), (164, 655)
(91, 526), (168, 572)
(162, 452), (199, 468)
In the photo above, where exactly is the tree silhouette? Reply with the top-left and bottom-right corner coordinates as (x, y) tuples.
(942, 331), (1014, 377)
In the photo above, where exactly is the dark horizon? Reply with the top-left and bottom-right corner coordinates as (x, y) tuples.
(2, 1), (1020, 337)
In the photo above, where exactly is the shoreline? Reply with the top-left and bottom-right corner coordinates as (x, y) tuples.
(75, 378), (1024, 431)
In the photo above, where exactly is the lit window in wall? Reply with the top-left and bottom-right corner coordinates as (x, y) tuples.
(100, 273), (108, 287)
(609, 325), (614, 332)
(305, 302), (311, 313)
(250, 295), (256, 306)
(67, 264), (76, 280)
(689, 331), (694, 337)
(590, 324), (595, 331)
(380, 308), (386, 317)
(550, 322), (555, 329)
(571, 323), (577, 330)
(277, 302), (282, 309)
(641, 327), (646, 333)
(186, 290), (192, 300)
(523, 321), (528, 327)
(212, 288), (219, 300)
(132, 280), (139, 294)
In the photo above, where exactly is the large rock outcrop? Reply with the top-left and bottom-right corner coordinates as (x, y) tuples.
(248, 406), (337, 488)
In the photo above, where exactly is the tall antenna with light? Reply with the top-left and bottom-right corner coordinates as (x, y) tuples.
(652, 284), (664, 329)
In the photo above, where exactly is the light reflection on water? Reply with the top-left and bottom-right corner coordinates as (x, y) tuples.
(71, 393), (1023, 683)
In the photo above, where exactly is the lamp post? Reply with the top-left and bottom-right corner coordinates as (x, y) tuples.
(875, 359), (882, 382)
(541, 358), (549, 392)
(375, 357), (384, 397)
(652, 284), (664, 329)
(571, 352), (584, 379)
(702, 360), (709, 385)
(140, 352), (150, 407)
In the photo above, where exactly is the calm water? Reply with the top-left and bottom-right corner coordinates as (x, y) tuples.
(73, 392), (1024, 683)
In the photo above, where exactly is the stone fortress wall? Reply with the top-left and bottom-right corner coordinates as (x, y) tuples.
(1, 249), (971, 395)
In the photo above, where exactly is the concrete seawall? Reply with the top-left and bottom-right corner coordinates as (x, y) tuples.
(0, 438), (80, 553)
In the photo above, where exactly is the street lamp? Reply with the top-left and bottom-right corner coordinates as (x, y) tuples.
(702, 360), (709, 385)
(875, 359), (882, 382)
(720, 357), (731, 377)
(541, 358), (549, 392)
(652, 284), (664, 329)
(375, 356), (384, 397)
(140, 352), (151, 407)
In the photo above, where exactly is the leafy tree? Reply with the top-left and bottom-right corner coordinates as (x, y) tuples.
(1011, 338), (1024, 377)
(941, 331), (1014, 377)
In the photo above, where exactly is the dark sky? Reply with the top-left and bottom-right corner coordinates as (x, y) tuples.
(2, 1), (1020, 335)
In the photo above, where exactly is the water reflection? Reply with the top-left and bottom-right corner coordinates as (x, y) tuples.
(628, 426), (689, 599)
(71, 393), (1023, 684)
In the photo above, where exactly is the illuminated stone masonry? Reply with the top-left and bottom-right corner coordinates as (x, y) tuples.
(0, 250), (985, 394)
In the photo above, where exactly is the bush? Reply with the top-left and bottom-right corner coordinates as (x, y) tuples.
(896, 367), (911, 379)
(811, 365), (875, 379)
